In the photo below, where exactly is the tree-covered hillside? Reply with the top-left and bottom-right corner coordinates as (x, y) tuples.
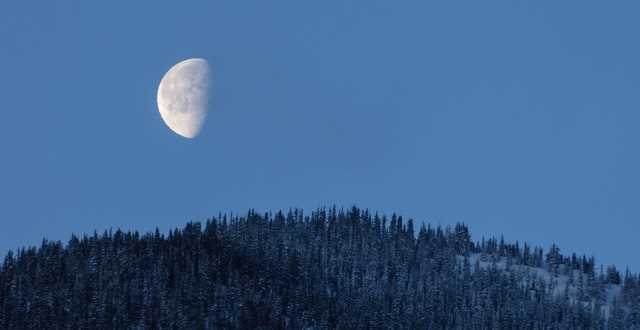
(0, 207), (638, 329)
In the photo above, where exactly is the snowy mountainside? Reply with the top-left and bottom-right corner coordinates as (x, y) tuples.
(0, 207), (638, 328)
(459, 253), (623, 318)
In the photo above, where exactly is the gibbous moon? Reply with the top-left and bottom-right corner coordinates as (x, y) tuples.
(157, 58), (210, 138)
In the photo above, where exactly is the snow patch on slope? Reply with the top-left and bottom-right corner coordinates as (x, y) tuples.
(458, 253), (622, 317)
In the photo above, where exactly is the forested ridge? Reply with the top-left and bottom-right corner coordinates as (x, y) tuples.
(0, 207), (638, 329)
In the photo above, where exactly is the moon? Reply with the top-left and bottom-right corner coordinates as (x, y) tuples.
(157, 58), (211, 138)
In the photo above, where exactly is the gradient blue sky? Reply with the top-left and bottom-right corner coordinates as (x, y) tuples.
(1, 1), (638, 270)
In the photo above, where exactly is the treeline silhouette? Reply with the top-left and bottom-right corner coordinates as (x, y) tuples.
(0, 207), (638, 329)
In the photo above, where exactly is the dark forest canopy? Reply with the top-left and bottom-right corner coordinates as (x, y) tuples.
(1, 207), (638, 329)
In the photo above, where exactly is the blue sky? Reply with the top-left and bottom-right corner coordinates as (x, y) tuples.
(1, 1), (638, 270)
